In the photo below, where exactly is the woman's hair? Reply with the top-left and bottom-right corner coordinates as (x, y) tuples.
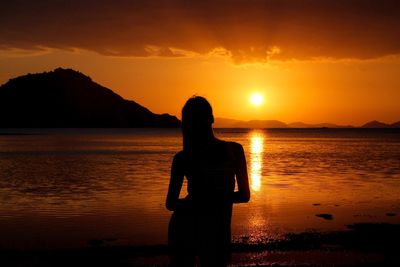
(181, 96), (214, 152)
(182, 96), (213, 124)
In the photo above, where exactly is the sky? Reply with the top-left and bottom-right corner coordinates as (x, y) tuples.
(1, 0), (400, 125)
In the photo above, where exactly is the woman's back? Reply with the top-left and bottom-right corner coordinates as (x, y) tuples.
(183, 139), (237, 206)
(166, 96), (250, 267)
(170, 140), (245, 266)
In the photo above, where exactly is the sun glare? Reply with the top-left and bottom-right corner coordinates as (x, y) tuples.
(250, 132), (264, 192)
(250, 93), (264, 106)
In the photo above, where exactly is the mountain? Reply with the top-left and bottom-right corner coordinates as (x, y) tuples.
(0, 68), (180, 127)
(287, 122), (310, 128)
(215, 118), (400, 129)
(391, 121), (400, 128)
(288, 122), (353, 128)
(362, 120), (400, 128)
(245, 120), (288, 128)
(214, 118), (287, 128)
(214, 118), (244, 128)
(214, 118), (354, 129)
(361, 120), (390, 128)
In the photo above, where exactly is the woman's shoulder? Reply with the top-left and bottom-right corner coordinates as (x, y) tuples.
(173, 150), (184, 159)
(172, 150), (186, 164)
(219, 139), (243, 149)
(218, 140), (244, 154)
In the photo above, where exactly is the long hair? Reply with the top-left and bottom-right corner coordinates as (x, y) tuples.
(181, 96), (214, 153)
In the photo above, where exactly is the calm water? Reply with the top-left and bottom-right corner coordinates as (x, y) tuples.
(0, 128), (400, 249)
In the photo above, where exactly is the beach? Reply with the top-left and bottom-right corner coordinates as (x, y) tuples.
(2, 222), (399, 266)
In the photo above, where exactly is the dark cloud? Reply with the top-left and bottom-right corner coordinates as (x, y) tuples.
(1, 0), (399, 62)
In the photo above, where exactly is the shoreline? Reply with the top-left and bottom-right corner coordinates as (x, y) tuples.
(2, 223), (399, 266)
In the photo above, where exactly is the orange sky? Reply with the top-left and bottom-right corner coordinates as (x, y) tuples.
(1, 0), (400, 125)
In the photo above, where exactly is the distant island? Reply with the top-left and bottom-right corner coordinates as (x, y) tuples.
(0, 68), (180, 128)
(0, 68), (398, 129)
(360, 120), (400, 129)
(214, 118), (400, 129)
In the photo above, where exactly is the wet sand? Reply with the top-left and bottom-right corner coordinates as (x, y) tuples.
(2, 223), (399, 266)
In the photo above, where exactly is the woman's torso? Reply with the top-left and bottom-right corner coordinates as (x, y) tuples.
(178, 139), (238, 210)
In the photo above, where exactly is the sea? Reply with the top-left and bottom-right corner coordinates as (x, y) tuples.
(0, 128), (399, 249)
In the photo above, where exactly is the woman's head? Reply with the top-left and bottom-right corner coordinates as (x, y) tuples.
(181, 96), (214, 151)
(182, 96), (214, 127)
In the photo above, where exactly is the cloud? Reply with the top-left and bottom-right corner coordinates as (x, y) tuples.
(1, 0), (399, 63)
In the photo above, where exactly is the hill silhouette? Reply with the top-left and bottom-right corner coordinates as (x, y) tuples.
(288, 122), (353, 128)
(361, 120), (390, 128)
(214, 118), (354, 128)
(361, 120), (400, 128)
(214, 118), (288, 128)
(215, 117), (399, 129)
(391, 121), (400, 128)
(0, 68), (180, 128)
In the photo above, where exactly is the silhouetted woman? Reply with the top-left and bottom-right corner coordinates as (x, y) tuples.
(166, 96), (250, 266)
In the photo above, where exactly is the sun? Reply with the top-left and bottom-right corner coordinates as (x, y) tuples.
(250, 93), (264, 106)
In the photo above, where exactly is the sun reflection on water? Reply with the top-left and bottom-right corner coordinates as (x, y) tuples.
(250, 131), (265, 192)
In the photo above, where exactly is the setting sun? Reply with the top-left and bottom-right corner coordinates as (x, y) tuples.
(250, 93), (264, 107)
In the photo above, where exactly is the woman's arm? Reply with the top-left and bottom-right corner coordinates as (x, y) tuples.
(232, 143), (251, 203)
(166, 153), (185, 211)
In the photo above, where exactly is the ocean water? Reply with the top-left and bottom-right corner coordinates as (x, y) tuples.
(0, 128), (399, 249)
